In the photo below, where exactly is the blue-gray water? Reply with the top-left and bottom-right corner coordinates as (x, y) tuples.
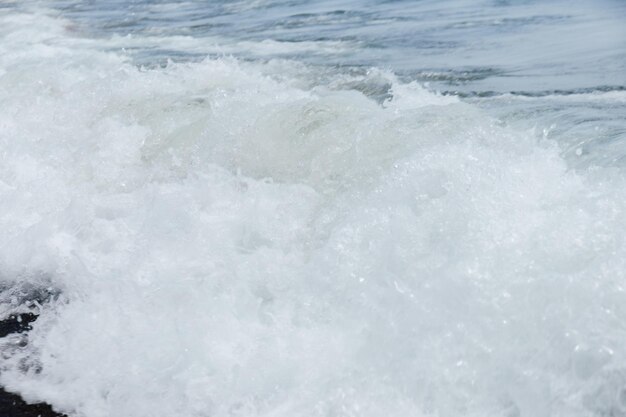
(1, 1), (626, 417)
(44, 0), (626, 90)
(22, 0), (626, 166)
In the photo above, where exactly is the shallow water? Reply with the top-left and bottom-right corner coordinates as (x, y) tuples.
(1, 1), (626, 417)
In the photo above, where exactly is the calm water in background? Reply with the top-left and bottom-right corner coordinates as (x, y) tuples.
(24, 0), (626, 166)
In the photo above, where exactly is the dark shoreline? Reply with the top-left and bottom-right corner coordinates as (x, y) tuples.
(0, 313), (66, 417)
(0, 387), (66, 417)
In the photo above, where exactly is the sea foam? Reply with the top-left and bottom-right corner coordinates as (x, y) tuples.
(1, 9), (626, 417)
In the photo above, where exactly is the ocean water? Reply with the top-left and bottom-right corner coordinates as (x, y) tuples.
(1, 1), (626, 416)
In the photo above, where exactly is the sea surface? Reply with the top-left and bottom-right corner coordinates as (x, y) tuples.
(1, 1), (626, 416)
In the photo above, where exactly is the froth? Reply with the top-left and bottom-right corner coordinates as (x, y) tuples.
(1, 9), (626, 417)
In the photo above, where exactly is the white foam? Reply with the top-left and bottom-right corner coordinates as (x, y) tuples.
(2, 9), (626, 417)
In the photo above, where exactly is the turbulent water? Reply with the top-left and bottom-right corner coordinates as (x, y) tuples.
(1, 1), (626, 416)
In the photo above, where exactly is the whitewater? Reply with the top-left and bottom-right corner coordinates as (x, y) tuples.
(1, 1), (626, 417)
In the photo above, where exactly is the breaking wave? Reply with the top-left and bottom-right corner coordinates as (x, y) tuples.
(1, 9), (626, 417)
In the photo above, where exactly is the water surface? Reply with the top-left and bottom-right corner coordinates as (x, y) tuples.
(1, 2), (626, 417)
